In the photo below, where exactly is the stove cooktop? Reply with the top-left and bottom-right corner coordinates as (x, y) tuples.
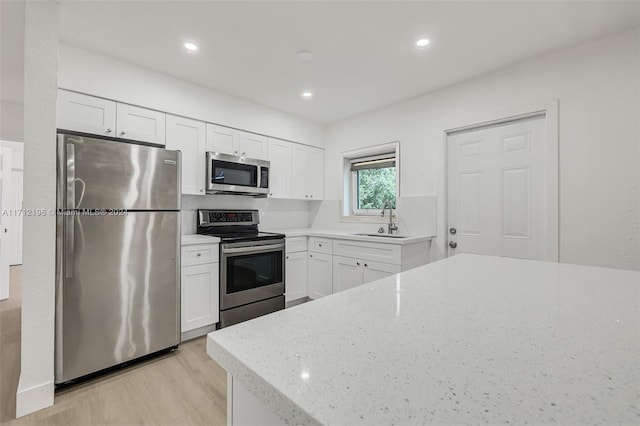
(200, 231), (285, 243)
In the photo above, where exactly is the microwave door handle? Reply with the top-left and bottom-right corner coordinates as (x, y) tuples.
(222, 244), (284, 255)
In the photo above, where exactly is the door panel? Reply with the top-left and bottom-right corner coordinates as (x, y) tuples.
(58, 134), (179, 210)
(0, 148), (11, 300)
(362, 261), (401, 284)
(206, 124), (239, 155)
(239, 132), (267, 160)
(285, 251), (307, 302)
(267, 138), (290, 198)
(333, 255), (362, 293)
(166, 115), (205, 195)
(182, 262), (219, 331)
(116, 103), (166, 145)
(447, 115), (547, 260)
(57, 90), (116, 136)
(307, 252), (332, 299)
(56, 211), (179, 383)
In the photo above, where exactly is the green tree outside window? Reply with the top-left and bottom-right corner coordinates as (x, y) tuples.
(356, 167), (396, 210)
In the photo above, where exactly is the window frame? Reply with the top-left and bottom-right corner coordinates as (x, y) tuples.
(340, 142), (400, 222)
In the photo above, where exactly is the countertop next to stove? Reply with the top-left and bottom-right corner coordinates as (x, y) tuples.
(207, 254), (640, 425)
(262, 228), (433, 245)
(181, 234), (221, 245)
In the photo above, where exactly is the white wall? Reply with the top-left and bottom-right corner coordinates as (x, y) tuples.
(318, 28), (640, 271)
(57, 43), (324, 148)
(0, 101), (24, 142)
(17, 1), (58, 417)
(182, 196), (312, 234)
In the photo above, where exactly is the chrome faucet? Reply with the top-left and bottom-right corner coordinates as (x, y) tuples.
(381, 200), (398, 234)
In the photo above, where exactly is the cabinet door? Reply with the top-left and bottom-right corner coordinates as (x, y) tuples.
(57, 90), (116, 136)
(206, 123), (240, 155)
(166, 115), (206, 195)
(362, 260), (401, 284)
(333, 255), (363, 293)
(307, 252), (333, 299)
(290, 144), (309, 199)
(181, 262), (220, 332)
(116, 103), (166, 145)
(285, 251), (308, 303)
(239, 131), (268, 160)
(307, 146), (324, 200)
(267, 138), (291, 199)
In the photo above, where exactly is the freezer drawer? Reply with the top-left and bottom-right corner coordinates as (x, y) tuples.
(57, 134), (180, 211)
(55, 211), (180, 384)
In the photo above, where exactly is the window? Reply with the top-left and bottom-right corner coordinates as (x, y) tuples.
(342, 143), (399, 219)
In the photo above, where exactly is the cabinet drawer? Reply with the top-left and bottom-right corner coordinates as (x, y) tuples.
(181, 243), (219, 266)
(286, 236), (308, 254)
(333, 239), (401, 265)
(309, 237), (332, 254)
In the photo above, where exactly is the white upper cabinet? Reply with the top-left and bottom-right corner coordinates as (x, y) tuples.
(206, 123), (240, 155)
(116, 103), (166, 145)
(239, 131), (268, 160)
(291, 144), (324, 200)
(267, 138), (291, 198)
(166, 115), (206, 195)
(57, 90), (166, 145)
(307, 146), (324, 199)
(57, 90), (116, 136)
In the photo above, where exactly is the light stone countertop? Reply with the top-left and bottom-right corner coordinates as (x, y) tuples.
(207, 254), (640, 425)
(181, 234), (220, 245)
(264, 227), (433, 245)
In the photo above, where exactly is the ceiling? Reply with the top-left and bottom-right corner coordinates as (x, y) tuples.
(7, 1), (639, 124)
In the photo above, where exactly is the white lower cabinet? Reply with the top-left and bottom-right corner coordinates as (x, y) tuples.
(307, 252), (333, 299)
(362, 260), (401, 283)
(181, 241), (219, 341)
(285, 251), (307, 303)
(333, 255), (401, 293)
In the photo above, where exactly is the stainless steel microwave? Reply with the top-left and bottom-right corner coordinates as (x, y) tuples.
(206, 152), (270, 197)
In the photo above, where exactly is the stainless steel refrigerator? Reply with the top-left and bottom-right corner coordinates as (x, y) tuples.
(55, 133), (181, 384)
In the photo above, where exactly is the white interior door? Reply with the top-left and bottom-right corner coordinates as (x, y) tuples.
(0, 147), (12, 299)
(447, 115), (553, 260)
(10, 169), (23, 265)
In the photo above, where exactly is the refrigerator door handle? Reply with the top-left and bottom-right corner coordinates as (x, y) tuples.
(65, 215), (74, 279)
(66, 143), (75, 210)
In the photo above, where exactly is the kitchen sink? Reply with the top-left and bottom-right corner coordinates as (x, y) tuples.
(352, 233), (409, 238)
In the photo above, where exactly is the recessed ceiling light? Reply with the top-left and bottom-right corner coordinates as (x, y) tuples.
(300, 91), (314, 99)
(416, 38), (430, 48)
(184, 41), (198, 53)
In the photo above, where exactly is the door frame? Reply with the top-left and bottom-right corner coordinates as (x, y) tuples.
(0, 147), (12, 299)
(442, 99), (559, 261)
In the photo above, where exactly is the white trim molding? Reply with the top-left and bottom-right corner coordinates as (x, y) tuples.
(16, 380), (54, 418)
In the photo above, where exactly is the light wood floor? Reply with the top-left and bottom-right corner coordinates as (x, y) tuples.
(0, 267), (228, 426)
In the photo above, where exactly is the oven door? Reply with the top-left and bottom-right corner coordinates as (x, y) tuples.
(206, 152), (269, 196)
(220, 239), (285, 310)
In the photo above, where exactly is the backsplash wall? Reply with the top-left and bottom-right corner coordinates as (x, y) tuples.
(181, 195), (314, 234)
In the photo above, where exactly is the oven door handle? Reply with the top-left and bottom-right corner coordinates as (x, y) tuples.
(222, 244), (284, 255)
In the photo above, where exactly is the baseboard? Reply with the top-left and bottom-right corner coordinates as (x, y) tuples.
(16, 379), (54, 417)
(181, 323), (218, 342)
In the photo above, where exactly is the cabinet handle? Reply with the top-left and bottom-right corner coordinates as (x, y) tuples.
(364, 263), (368, 267)
(310, 195), (313, 198)
(234, 150), (238, 154)
(356, 262), (360, 266)
(242, 152), (246, 156)
(197, 253), (202, 257)
(120, 131), (126, 136)
(286, 256), (289, 259)
(305, 195), (309, 198)
(310, 254), (313, 258)
(105, 128), (112, 134)
(318, 243), (322, 247)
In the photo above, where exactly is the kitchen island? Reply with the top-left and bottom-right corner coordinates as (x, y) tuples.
(207, 254), (640, 425)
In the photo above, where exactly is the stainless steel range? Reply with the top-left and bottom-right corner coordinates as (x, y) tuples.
(197, 209), (285, 328)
